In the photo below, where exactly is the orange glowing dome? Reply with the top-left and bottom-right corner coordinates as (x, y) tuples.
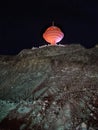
(43, 23), (64, 45)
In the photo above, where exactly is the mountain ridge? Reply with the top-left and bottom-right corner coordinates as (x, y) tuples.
(0, 44), (98, 130)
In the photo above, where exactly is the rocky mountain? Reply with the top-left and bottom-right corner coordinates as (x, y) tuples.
(0, 44), (98, 130)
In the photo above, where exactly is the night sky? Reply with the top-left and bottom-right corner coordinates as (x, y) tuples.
(0, 0), (98, 55)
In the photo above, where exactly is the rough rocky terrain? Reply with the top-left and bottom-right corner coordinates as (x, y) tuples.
(0, 44), (98, 130)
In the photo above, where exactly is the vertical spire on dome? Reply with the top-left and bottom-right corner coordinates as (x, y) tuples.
(52, 21), (54, 26)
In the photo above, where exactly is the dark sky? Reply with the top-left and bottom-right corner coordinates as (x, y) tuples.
(0, 0), (98, 54)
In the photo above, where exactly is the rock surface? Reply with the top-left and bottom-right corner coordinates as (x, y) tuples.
(0, 44), (98, 130)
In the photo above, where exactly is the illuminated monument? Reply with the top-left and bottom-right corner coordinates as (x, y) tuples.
(43, 22), (64, 45)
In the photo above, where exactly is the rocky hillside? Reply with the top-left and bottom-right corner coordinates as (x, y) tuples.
(0, 44), (98, 130)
